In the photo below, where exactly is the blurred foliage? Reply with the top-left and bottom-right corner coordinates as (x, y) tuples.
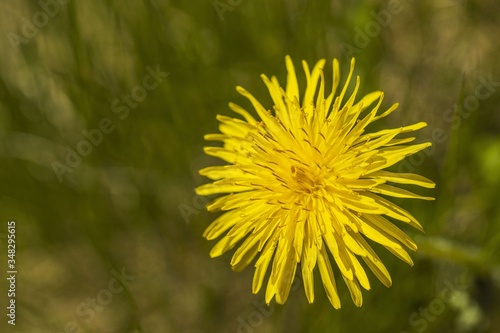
(0, 0), (499, 332)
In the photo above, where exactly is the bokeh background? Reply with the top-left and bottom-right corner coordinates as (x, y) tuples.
(0, 0), (500, 332)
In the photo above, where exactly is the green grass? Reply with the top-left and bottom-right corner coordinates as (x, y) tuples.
(0, 0), (499, 332)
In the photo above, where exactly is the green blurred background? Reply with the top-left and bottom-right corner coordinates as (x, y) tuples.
(0, 0), (499, 332)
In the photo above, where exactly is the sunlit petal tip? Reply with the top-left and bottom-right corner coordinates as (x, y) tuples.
(350, 57), (356, 67)
(235, 86), (246, 96)
(209, 247), (222, 258)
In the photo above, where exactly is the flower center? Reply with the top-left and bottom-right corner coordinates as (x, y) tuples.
(290, 164), (324, 195)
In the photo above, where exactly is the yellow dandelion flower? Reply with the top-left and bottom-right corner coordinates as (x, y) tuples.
(196, 56), (435, 308)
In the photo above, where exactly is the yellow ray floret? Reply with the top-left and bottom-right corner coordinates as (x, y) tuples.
(196, 56), (435, 308)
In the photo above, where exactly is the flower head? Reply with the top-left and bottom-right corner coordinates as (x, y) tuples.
(196, 56), (434, 308)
